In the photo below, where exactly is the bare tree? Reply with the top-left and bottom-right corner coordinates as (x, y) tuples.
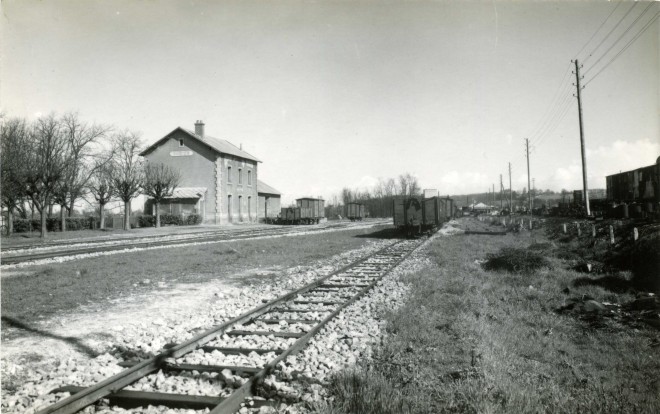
(1, 117), (30, 234)
(111, 131), (143, 230)
(22, 115), (71, 238)
(398, 172), (420, 197)
(88, 158), (115, 229)
(59, 113), (112, 218)
(142, 163), (181, 228)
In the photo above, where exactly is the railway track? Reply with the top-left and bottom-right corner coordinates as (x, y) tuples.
(1, 220), (390, 265)
(35, 237), (424, 414)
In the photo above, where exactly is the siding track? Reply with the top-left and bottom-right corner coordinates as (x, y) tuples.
(1, 220), (390, 265)
(35, 237), (425, 414)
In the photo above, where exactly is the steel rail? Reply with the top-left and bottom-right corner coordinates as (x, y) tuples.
(36, 238), (414, 414)
(2, 219), (382, 254)
(3, 220), (390, 265)
(208, 240), (422, 414)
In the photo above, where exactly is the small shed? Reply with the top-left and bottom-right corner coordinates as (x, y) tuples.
(257, 180), (282, 220)
(145, 187), (207, 219)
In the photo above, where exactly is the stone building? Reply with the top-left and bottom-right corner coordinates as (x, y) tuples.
(141, 121), (273, 224)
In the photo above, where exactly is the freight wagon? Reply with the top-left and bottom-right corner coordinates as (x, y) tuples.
(604, 156), (659, 218)
(606, 157), (659, 204)
(297, 198), (325, 224)
(346, 203), (366, 221)
(278, 198), (325, 225)
(393, 196), (451, 236)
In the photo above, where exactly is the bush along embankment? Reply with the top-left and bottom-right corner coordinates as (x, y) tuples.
(137, 214), (202, 227)
(314, 219), (660, 414)
(12, 217), (98, 233)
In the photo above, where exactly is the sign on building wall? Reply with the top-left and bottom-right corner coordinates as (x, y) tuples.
(170, 150), (193, 157)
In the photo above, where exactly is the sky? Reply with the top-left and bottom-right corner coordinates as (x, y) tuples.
(2, 0), (658, 205)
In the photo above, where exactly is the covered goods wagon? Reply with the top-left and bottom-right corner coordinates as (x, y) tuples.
(346, 203), (366, 221)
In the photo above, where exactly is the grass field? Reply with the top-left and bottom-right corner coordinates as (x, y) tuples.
(316, 218), (660, 413)
(1, 225), (391, 330)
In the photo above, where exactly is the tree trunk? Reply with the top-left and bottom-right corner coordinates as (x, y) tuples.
(68, 199), (75, 217)
(40, 208), (48, 238)
(124, 200), (130, 230)
(60, 205), (66, 232)
(48, 204), (54, 218)
(155, 202), (161, 228)
(7, 207), (13, 235)
(99, 202), (106, 229)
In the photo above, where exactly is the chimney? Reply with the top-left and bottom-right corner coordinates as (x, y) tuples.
(194, 120), (205, 138)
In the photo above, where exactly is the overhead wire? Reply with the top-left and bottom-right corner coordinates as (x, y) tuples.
(507, 2), (649, 191)
(526, 62), (573, 142)
(574, 2), (622, 60)
(583, 1), (639, 64)
(584, 2), (656, 75)
(584, 9), (660, 87)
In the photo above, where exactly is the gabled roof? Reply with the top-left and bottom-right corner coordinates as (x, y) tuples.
(140, 127), (261, 163)
(257, 180), (281, 196)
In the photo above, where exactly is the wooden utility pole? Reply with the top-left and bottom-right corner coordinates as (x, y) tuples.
(574, 59), (591, 216)
(532, 178), (535, 210)
(500, 174), (503, 210)
(525, 139), (532, 213)
(508, 162), (512, 212)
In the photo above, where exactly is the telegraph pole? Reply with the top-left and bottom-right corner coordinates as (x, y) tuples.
(525, 138), (532, 214)
(573, 59), (591, 216)
(532, 178), (535, 210)
(500, 174), (503, 210)
(508, 162), (512, 212)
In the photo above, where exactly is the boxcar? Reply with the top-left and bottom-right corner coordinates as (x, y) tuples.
(606, 157), (660, 204)
(423, 197), (444, 228)
(296, 198), (325, 224)
(280, 207), (301, 223)
(393, 196), (424, 236)
(346, 203), (366, 221)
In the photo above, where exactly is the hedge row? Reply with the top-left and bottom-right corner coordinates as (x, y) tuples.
(11, 214), (202, 233)
(12, 217), (97, 233)
(137, 214), (202, 227)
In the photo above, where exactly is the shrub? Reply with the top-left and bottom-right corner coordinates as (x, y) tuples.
(159, 214), (182, 225)
(13, 218), (60, 232)
(138, 215), (156, 227)
(186, 214), (202, 225)
(64, 217), (96, 231)
(12, 217), (98, 233)
(482, 247), (551, 273)
(137, 214), (201, 227)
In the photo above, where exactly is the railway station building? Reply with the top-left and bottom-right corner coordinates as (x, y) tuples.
(140, 121), (280, 224)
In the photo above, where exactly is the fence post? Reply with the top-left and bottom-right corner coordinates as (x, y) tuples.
(563, 223), (567, 234)
(577, 223), (581, 236)
(609, 225), (615, 245)
(633, 227), (639, 242)
(529, 219), (533, 230)
(591, 224), (596, 238)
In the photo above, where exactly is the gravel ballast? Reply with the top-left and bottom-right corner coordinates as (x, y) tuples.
(2, 232), (440, 413)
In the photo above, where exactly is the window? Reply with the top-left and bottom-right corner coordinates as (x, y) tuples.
(227, 166), (232, 183)
(248, 170), (252, 185)
(248, 196), (252, 219)
(179, 139), (184, 147)
(239, 196), (243, 219)
(238, 168), (242, 185)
